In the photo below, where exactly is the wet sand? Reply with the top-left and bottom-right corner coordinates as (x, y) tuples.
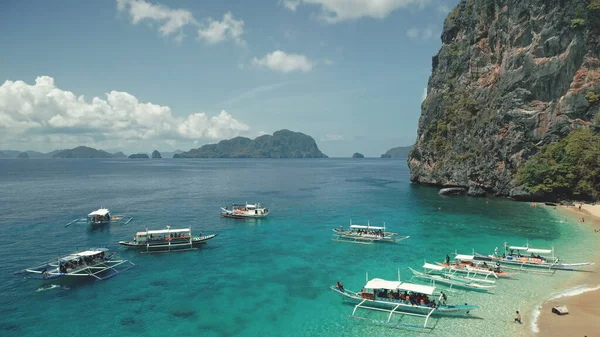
(536, 204), (600, 337)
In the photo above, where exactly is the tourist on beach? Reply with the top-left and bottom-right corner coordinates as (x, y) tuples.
(514, 311), (521, 324)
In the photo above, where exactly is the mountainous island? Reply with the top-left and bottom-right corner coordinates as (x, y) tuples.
(409, 0), (600, 201)
(352, 152), (364, 158)
(175, 130), (328, 158)
(129, 153), (149, 159)
(152, 150), (162, 159)
(381, 145), (413, 158)
(53, 146), (113, 158)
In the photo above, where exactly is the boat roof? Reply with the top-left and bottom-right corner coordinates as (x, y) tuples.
(423, 262), (445, 271)
(364, 278), (401, 290)
(136, 228), (190, 235)
(60, 248), (109, 261)
(455, 254), (475, 260)
(88, 208), (109, 216)
(508, 246), (529, 250)
(363, 278), (435, 295)
(232, 203), (258, 207)
(397, 282), (436, 295)
(350, 225), (384, 230)
(526, 248), (552, 254)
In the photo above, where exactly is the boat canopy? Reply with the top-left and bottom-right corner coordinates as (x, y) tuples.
(350, 225), (384, 230)
(526, 248), (552, 254)
(508, 246), (529, 250)
(364, 278), (401, 290)
(423, 263), (445, 271)
(232, 203), (258, 208)
(397, 282), (436, 295)
(88, 209), (110, 217)
(60, 248), (109, 261)
(455, 254), (475, 261)
(137, 228), (190, 235)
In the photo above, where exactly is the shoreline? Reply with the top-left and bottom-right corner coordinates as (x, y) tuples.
(535, 204), (600, 337)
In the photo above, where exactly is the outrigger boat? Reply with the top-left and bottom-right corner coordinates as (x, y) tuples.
(409, 263), (496, 293)
(64, 208), (133, 227)
(332, 220), (409, 244)
(14, 248), (135, 281)
(119, 226), (218, 253)
(331, 274), (477, 329)
(437, 254), (515, 279)
(476, 242), (594, 271)
(220, 202), (269, 219)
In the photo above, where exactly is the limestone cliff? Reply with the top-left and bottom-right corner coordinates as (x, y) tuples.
(409, 0), (600, 198)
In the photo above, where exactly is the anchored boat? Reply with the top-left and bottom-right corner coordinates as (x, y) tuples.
(409, 263), (496, 293)
(119, 226), (218, 253)
(331, 275), (477, 329)
(220, 202), (269, 219)
(332, 220), (409, 244)
(437, 254), (515, 279)
(14, 248), (135, 281)
(477, 242), (594, 271)
(64, 208), (133, 227)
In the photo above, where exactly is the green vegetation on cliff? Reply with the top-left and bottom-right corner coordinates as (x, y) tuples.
(175, 130), (327, 158)
(516, 128), (600, 200)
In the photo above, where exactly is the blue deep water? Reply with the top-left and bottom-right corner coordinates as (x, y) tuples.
(0, 158), (595, 337)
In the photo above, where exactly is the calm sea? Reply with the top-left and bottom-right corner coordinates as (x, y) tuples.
(0, 158), (595, 337)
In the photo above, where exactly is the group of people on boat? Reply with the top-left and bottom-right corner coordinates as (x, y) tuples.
(507, 249), (544, 260)
(90, 214), (110, 223)
(371, 289), (439, 307)
(353, 228), (384, 237)
(56, 252), (107, 274)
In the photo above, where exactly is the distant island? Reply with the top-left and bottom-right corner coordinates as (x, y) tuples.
(152, 150), (161, 159)
(352, 153), (364, 158)
(381, 145), (413, 158)
(112, 151), (127, 158)
(17, 152), (29, 159)
(129, 153), (149, 159)
(53, 146), (113, 158)
(175, 130), (328, 158)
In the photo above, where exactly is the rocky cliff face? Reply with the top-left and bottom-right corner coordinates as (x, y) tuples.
(409, 0), (600, 198)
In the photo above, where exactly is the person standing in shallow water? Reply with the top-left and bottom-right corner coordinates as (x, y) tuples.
(514, 311), (521, 324)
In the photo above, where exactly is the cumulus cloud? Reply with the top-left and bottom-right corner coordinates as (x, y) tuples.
(116, 0), (245, 45)
(117, 0), (196, 39)
(197, 12), (245, 45)
(252, 50), (314, 73)
(406, 25), (436, 40)
(0, 76), (249, 151)
(284, 0), (434, 23)
(281, 0), (301, 11)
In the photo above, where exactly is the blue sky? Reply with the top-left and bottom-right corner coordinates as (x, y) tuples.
(0, 0), (459, 157)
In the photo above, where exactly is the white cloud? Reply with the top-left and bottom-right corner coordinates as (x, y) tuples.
(281, 0), (301, 11)
(285, 0), (434, 23)
(252, 50), (314, 73)
(421, 87), (427, 101)
(406, 25), (436, 40)
(197, 12), (245, 45)
(223, 82), (288, 105)
(0, 76), (249, 151)
(117, 0), (196, 38)
(437, 4), (451, 14)
(323, 58), (334, 65)
(321, 133), (344, 141)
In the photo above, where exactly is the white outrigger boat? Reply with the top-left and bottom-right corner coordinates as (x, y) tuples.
(119, 226), (218, 253)
(220, 202), (269, 219)
(476, 242), (594, 271)
(409, 263), (496, 293)
(331, 275), (478, 329)
(64, 208), (133, 227)
(14, 248), (135, 281)
(437, 254), (515, 279)
(332, 220), (409, 244)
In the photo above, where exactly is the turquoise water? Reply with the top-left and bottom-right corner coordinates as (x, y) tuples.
(0, 159), (595, 337)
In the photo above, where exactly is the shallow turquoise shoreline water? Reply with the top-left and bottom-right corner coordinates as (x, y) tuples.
(0, 159), (595, 337)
